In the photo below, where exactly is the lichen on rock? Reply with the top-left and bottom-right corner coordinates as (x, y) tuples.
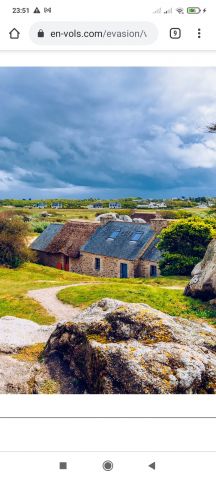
(43, 298), (216, 394)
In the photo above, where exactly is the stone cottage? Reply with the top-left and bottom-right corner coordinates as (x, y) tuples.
(79, 219), (164, 278)
(31, 221), (99, 271)
(31, 217), (167, 278)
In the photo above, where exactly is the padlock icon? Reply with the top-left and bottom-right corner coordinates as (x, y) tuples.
(38, 29), (44, 38)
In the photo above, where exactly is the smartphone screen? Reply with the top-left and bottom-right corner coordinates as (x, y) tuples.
(0, 1), (215, 478)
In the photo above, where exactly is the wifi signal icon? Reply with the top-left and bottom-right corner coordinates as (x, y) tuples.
(176, 7), (184, 14)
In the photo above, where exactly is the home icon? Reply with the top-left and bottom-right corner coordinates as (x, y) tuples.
(9, 28), (20, 40)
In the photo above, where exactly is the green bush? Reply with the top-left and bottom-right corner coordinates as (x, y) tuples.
(32, 222), (49, 233)
(159, 253), (200, 276)
(160, 210), (193, 219)
(0, 217), (35, 268)
(158, 218), (214, 276)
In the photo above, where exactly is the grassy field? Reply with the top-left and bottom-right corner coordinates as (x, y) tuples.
(1, 207), (132, 223)
(0, 205), (212, 226)
(0, 262), (216, 327)
(58, 277), (216, 324)
(0, 263), (96, 325)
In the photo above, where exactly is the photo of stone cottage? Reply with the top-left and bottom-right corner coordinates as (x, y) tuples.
(31, 216), (167, 278)
(31, 221), (99, 271)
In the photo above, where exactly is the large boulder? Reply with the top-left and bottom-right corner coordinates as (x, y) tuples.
(0, 316), (59, 393)
(185, 239), (216, 300)
(43, 298), (216, 394)
(0, 316), (53, 353)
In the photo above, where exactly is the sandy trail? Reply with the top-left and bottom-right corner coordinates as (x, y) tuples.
(27, 283), (89, 323)
(28, 281), (184, 324)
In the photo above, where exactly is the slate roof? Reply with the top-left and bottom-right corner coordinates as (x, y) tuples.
(31, 223), (64, 251)
(141, 238), (162, 262)
(47, 221), (99, 258)
(81, 221), (156, 261)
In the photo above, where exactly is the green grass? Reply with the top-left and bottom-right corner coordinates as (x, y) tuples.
(1, 262), (216, 327)
(58, 279), (216, 324)
(0, 263), (96, 325)
(141, 276), (189, 287)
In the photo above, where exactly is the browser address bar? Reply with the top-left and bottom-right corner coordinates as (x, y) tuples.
(30, 22), (158, 47)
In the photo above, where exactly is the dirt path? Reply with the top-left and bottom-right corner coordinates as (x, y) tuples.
(28, 284), (88, 323)
(28, 282), (185, 325)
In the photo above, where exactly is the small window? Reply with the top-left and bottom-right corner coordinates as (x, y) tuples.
(108, 230), (120, 240)
(131, 232), (142, 242)
(95, 258), (101, 271)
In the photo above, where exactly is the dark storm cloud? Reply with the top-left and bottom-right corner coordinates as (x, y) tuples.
(0, 67), (216, 198)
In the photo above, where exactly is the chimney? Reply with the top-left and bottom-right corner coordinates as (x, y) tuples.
(150, 216), (168, 233)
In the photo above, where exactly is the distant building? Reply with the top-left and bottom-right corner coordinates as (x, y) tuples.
(136, 204), (150, 209)
(87, 202), (104, 209)
(51, 202), (63, 209)
(109, 202), (122, 209)
(197, 203), (208, 209)
(36, 202), (47, 209)
(147, 202), (167, 209)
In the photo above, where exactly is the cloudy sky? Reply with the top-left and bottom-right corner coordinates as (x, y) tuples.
(0, 67), (216, 199)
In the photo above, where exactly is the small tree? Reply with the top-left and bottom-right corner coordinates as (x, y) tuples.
(158, 218), (214, 275)
(0, 216), (35, 268)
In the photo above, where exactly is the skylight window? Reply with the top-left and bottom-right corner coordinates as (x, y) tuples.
(131, 232), (142, 242)
(108, 230), (120, 240)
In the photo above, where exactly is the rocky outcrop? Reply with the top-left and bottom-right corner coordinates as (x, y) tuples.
(0, 354), (49, 394)
(43, 298), (216, 394)
(0, 316), (57, 393)
(0, 316), (53, 353)
(185, 239), (216, 300)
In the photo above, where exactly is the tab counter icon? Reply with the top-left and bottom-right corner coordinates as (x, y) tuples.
(170, 28), (181, 39)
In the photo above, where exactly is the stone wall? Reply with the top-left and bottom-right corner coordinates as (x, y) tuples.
(69, 253), (160, 278)
(36, 250), (160, 278)
(138, 259), (160, 278)
(70, 252), (135, 278)
(150, 218), (168, 233)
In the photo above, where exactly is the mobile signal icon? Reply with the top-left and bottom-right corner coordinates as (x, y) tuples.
(164, 8), (173, 14)
(153, 8), (162, 14)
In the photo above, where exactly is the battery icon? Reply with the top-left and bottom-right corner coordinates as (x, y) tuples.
(187, 7), (201, 14)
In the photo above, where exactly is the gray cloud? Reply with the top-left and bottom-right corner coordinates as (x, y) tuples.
(0, 67), (216, 198)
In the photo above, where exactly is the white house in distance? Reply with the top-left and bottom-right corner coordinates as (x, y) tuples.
(137, 202), (167, 209)
(87, 202), (104, 209)
(109, 202), (122, 209)
(51, 202), (63, 209)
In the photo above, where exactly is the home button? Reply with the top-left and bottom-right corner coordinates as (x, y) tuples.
(103, 460), (114, 471)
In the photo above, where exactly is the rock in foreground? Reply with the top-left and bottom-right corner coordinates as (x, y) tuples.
(43, 298), (216, 394)
(0, 316), (54, 353)
(185, 239), (216, 300)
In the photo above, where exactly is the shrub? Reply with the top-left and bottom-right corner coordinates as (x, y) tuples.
(159, 253), (200, 276)
(160, 210), (193, 219)
(0, 217), (35, 268)
(158, 218), (214, 276)
(31, 221), (49, 233)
